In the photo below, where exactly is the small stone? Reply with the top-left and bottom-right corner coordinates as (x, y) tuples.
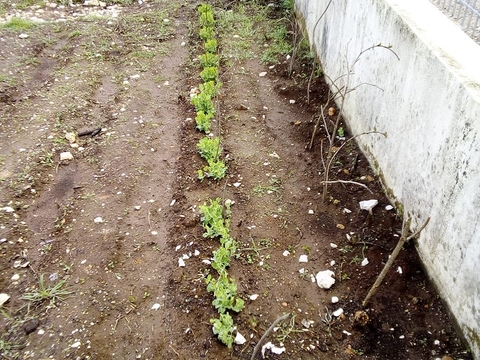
(299, 254), (308, 263)
(233, 182), (241, 187)
(289, 99), (295, 104)
(151, 303), (161, 310)
(332, 308), (343, 317)
(281, 302), (288, 307)
(60, 152), (73, 161)
(11, 274), (20, 281)
(316, 270), (335, 289)
(134, 206), (141, 210)
(359, 199), (378, 214)
(0, 293), (10, 306)
(259, 72), (267, 77)
(361, 258), (369, 266)
(331, 296), (339, 303)
(178, 258), (185, 267)
(65, 132), (76, 143)
(249, 294), (259, 300)
(234, 331), (246, 345)
(93, 217), (103, 223)
(308, 209), (314, 214)
(151, 230), (158, 235)
(385, 205), (394, 211)
(23, 318), (40, 335)
(336, 223), (345, 229)
(71, 341), (81, 348)
(282, 250), (290, 256)
(2, 206), (15, 213)
(330, 243), (337, 248)
(37, 329), (45, 335)
(19, 33), (29, 39)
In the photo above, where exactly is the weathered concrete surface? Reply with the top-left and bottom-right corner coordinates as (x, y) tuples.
(296, 0), (480, 357)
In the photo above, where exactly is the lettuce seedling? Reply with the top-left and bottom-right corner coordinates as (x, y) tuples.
(211, 313), (234, 348)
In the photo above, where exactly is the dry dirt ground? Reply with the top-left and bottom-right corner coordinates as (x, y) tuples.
(0, 0), (474, 359)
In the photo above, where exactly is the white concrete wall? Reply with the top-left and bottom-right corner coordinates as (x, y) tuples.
(295, 0), (480, 357)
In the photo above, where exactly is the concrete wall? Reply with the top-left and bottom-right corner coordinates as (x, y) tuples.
(295, 0), (480, 357)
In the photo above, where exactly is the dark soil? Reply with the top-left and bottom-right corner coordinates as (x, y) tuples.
(0, 1), (472, 359)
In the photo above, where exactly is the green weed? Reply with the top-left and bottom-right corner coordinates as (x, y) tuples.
(2, 17), (37, 31)
(22, 274), (73, 306)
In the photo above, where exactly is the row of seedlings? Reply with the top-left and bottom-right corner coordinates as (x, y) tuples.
(192, 4), (227, 181)
(192, 4), (244, 348)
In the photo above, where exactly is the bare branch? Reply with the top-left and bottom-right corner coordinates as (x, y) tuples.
(321, 180), (373, 193)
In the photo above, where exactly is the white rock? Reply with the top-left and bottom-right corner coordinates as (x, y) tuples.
(316, 270), (335, 289)
(65, 132), (76, 143)
(93, 217), (103, 223)
(11, 274), (20, 281)
(330, 243), (337, 248)
(262, 342), (286, 357)
(282, 250), (290, 256)
(332, 308), (343, 317)
(234, 331), (246, 345)
(289, 99), (295, 104)
(151, 303), (161, 310)
(60, 152), (73, 161)
(170, 199), (176, 206)
(397, 266), (403, 274)
(71, 341), (81, 348)
(308, 209), (314, 214)
(178, 258), (185, 267)
(298, 254), (308, 263)
(385, 205), (394, 211)
(259, 71), (267, 77)
(361, 258), (369, 266)
(38, 329), (45, 335)
(151, 230), (158, 235)
(330, 260), (335, 266)
(2, 207), (14, 213)
(343, 208), (352, 213)
(331, 296), (339, 303)
(249, 294), (259, 300)
(233, 182), (241, 187)
(19, 33), (29, 39)
(194, 250), (200, 256)
(343, 330), (352, 336)
(359, 199), (378, 214)
(134, 206), (141, 210)
(0, 293), (10, 306)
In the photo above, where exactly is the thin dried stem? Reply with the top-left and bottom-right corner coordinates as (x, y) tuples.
(362, 217), (430, 307)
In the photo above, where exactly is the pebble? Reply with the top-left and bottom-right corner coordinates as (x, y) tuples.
(23, 318), (40, 335)
(60, 151), (73, 161)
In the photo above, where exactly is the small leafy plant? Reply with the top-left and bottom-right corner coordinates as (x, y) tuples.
(22, 274), (73, 306)
(211, 313), (235, 348)
(197, 137), (227, 180)
(195, 111), (214, 133)
(200, 66), (219, 83)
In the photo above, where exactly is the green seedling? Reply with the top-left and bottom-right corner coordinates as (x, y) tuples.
(204, 38), (218, 53)
(206, 270), (244, 314)
(199, 197), (230, 239)
(210, 313), (235, 348)
(199, 80), (220, 97)
(199, 53), (220, 67)
(22, 275), (73, 306)
(200, 10), (215, 28)
(200, 66), (218, 83)
(197, 136), (221, 162)
(195, 111), (214, 133)
(199, 26), (215, 41)
(198, 160), (227, 180)
(191, 91), (215, 114)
